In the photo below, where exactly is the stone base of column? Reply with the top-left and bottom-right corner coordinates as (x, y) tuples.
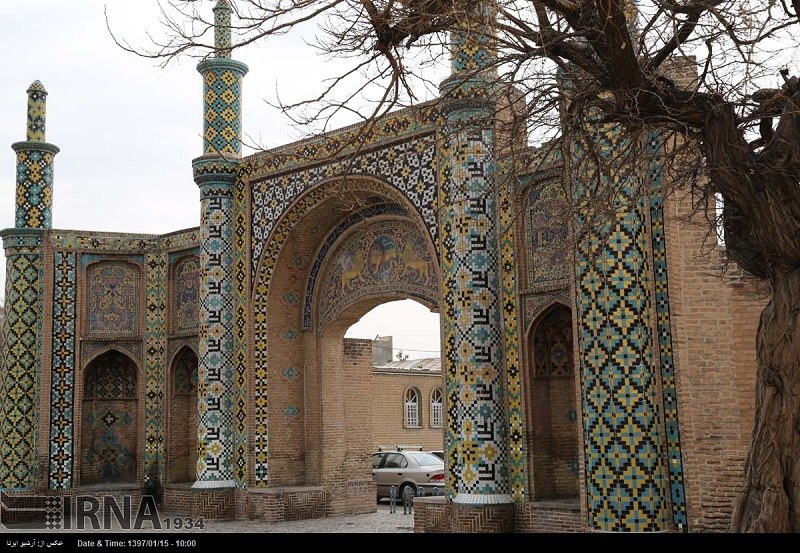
(190, 487), (235, 521)
(450, 501), (515, 533)
(413, 496), (516, 533)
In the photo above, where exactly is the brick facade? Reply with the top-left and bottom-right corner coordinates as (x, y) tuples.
(372, 369), (444, 452)
(664, 191), (765, 531)
(0, 8), (767, 533)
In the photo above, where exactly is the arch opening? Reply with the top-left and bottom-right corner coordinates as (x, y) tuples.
(167, 346), (199, 484)
(526, 303), (580, 501)
(80, 350), (138, 485)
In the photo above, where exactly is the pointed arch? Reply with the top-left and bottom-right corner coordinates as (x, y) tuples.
(80, 349), (139, 484)
(525, 302), (579, 500)
(167, 346), (199, 483)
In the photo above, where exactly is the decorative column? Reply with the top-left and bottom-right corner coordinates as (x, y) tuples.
(0, 81), (59, 490)
(438, 4), (513, 519)
(572, 115), (670, 531)
(192, 0), (248, 494)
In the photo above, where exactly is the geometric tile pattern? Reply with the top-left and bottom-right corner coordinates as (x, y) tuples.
(213, 0), (233, 59)
(451, 22), (493, 73)
(646, 131), (688, 531)
(573, 122), (668, 531)
(13, 147), (57, 229)
(439, 117), (509, 500)
(498, 180), (525, 502)
(48, 251), (77, 489)
(0, 238), (43, 490)
(251, 134), (438, 279)
(233, 173), (248, 487)
(143, 252), (167, 481)
(241, 105), (440, 177)
(195, 182), (236, 485)
(12, 81), (58, 230)
(26, 80), (48, 142)
(198, 58), (248, 156)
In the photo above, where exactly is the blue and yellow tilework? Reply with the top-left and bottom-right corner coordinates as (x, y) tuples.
(573, 120), (669, 531)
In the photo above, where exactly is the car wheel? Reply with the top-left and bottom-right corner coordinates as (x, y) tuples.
(399, 483), (417, 502)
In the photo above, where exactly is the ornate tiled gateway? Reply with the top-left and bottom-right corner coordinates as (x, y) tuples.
(0, 0), (764, 535)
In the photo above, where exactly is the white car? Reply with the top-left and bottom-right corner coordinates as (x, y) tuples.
(372, 450), (445, 499)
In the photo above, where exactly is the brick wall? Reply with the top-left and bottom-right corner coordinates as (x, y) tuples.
(528, 375), (579, 499)
(166, 394), (198, 483)
(80, 399), (139, 484)
(341, 339), (380, 515)
(163, 484), (192, 515)
(664, 190), (766, 532)
(515, 501), (583, 532)
(372, 370), (445, 452)
(548, 378), (579, 497)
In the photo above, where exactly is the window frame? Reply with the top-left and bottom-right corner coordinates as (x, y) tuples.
(404, 387), (421, 428)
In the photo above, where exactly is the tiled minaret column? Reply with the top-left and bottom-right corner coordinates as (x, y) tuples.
(192, 0), (248, 494)
(438, 5), (513, 525)
(0, 81), (59, 490)
(572, 116), (670, 531)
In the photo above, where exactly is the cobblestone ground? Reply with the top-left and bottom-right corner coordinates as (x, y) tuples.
(2, 502), (415, 534)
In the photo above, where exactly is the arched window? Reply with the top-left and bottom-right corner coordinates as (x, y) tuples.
(404, 387), (420, 428)
(430, 388), (443, 428)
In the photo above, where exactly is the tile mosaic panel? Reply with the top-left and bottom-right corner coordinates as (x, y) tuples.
(233, 174), (249, 486)
(439, 119), (508, 499)
(12, 146), (58, 229)
(498, 179), (525, 502)
(526, 179), (570, 285)
(241, 106), (440, 177)
(302, 203), (408, 328)
(316, 220), (438, 331)
(48, 251), (77, 489)
(144, 252), (167, 479)
(173, 256), (200, 333)
(198, 58), (248, 156)
(646, 131), (688, 531)
(196, 186), (235, 484)
(573, 122), (668, 531)
(26, 81), (48, 142)
(0, 241), (43, 489)
(86, 262), (140, 336)
(251, 134), (438, 279)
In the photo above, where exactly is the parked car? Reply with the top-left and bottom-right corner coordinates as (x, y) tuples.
(428, 450), (444, 460)
(372, 450), (445, 499)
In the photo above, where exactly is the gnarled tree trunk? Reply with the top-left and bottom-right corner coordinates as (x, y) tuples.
(731, 269), (800, 532)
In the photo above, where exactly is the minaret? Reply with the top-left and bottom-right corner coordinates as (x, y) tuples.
(0, 81), (59, 489)
(192, 0), (248, 491)
(438, 2), (516, 524)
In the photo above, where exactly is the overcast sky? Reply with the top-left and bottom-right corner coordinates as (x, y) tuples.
(0, 1), (441, 358)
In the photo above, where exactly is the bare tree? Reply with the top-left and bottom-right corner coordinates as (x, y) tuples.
(123, 0), (800, 532)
